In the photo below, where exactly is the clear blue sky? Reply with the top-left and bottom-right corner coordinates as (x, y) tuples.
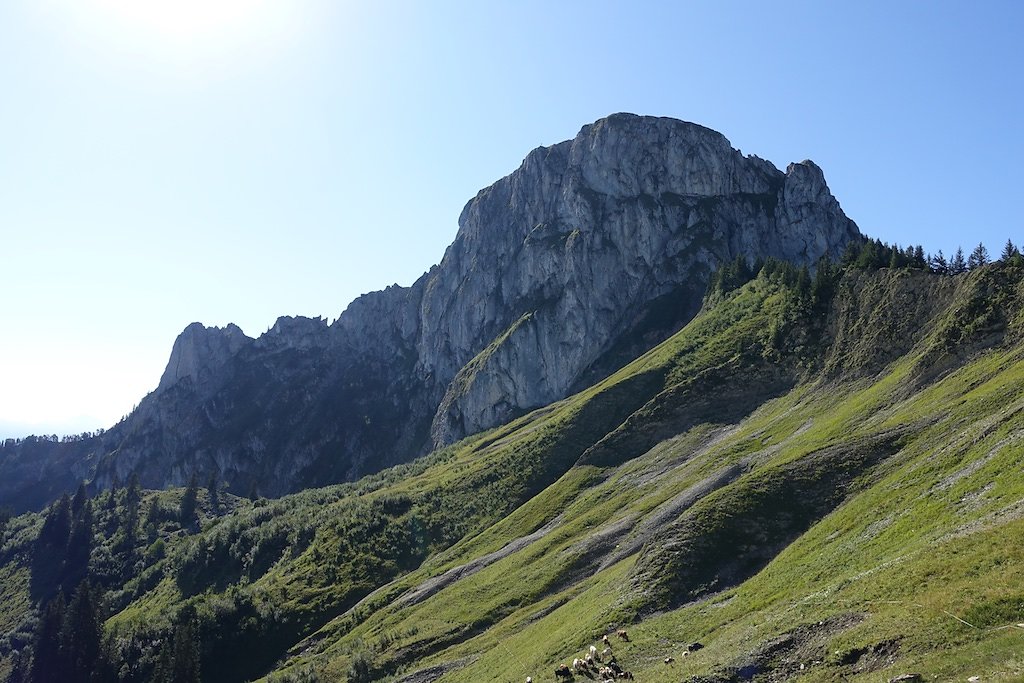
(1, 1), (1022, 438)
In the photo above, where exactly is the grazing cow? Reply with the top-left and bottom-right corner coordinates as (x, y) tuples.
(664, 656), (675, 664)
(616, 630), (630, 642)
(573, 658), (585, 673)
(687, 642), (704, 652)
(527, 677), (533, 683)
(602, 635), (610, 646)
(555, 664), (573, 680)
(607, 661), (622, 675)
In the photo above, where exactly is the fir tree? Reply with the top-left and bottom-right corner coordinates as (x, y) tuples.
(811, 255), (838, 308)
(32, 494), (73, 600)
(145, 499), (163, 542)
(61, 500), (92, 595)
(950, 247), (967, 274)
(913, 245), (926, 268)
(152, 639), (174, 683)
(794, 264), (811, 307)
(71, 483), (88, 516)
(7, 648), (30, 683)
(840, 240), (861, 267)
(29, 593), (67, 683)
(0, 505), (11, 538)
(855, 240), (880, 269)
(207, 473), (220, 515)
(180, 473), (200, 530)
(61, 583), (104, 683)
(38, 494), (72, 551)
(1001, 238), (1019, 261)
(121, 473), (141, 552)
(106, 474), (121, 511)
(171, 618), (202, 683)
(967, 242), (989, 270)
(154, 614), (202, 683)
(125, 473), (141, 511)
(930, 250), (948, 274)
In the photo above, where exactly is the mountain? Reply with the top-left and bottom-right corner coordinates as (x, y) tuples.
(2, 256), (1023, 683)
(0, 114), (859, 513)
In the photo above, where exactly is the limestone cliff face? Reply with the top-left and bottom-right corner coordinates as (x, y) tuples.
(0, 114), (860, 509)
(156, 323), (250, 399)
(415, 115), (859, 444)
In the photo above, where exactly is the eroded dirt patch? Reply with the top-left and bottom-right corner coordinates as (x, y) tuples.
(684, 613), (876, 682)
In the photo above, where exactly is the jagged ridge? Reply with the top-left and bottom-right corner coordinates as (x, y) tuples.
(0, 113), (859, 512)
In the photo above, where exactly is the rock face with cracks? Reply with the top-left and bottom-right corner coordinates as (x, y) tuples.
(0, 113), (859, 509)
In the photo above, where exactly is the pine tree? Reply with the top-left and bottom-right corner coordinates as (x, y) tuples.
(152, 636), (174, 683)
(121, 473), (141, 552)
(950, 247), (967, 274)
(840, 240), (861, 267)
(795, 264), (811, 306)
(1001, 239), (1019, 261)
(38, 494), (72, 550)
(180, 474), (199, 530)
(29, 593), (67, 683)
(7, 648), (30, 683)
(913, 245), (926, 268)
(71, 483), (88, 516)
(32, 494), (73, 600)
(125, 473), (141, 510)
(967, 242), (989, 270)
(930, 250), (948, 274)
(62, 583), (104, 683)
(854, 240), (875, 269)
(61, 500), (92, 595)
(811, 255), (837, 307)
(170, 618), (202, 683)
(145, 499), (163, 542)
(154, 612), (202, 683)
(106, 474), (121, 511)
(207, 473), (220, 515)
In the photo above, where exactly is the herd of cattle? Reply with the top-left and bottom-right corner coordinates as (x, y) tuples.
(546, 630), (704, 682)
(551, 630), (634, 682)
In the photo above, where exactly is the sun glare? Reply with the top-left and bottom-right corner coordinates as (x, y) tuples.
(94, 0), (276, 41)
(51, 0), (305, 68)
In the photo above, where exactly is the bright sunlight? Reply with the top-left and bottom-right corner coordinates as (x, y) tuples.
(93, 0), (284, 42)
(49, 0), (306, 69)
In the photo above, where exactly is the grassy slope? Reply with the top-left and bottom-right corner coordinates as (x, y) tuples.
(3, 264), (1024, 682)
(261, 266), (1024, 682)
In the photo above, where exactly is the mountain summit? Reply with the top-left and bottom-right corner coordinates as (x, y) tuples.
(0, 114), (859, 510)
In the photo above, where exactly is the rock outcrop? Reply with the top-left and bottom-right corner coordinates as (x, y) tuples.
(0, 114), (860, 510)
(157, 322), (249, 398)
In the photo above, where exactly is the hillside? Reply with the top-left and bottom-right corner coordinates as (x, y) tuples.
(2, 256), (1023, 682)
(0, 114), (859, 514)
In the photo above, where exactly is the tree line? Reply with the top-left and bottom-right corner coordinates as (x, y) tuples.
(4, 475), (216, 682)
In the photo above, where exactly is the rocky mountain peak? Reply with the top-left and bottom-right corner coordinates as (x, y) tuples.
(156, 322), (250, 397)
(417, 114), (859, 445)
(0, 114), (862, 510)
